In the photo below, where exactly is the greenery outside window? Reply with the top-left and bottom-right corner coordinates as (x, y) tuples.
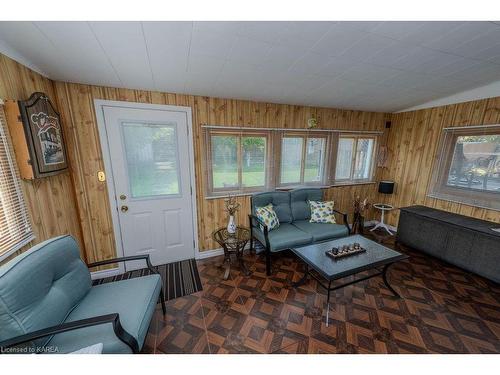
(207, 131), (269, 194)
(334, 135), (376, 183)
(203, 127), (378, 197)
(279, 134), (329, 186)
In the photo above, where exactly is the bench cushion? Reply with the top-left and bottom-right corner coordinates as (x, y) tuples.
(47, 274), (161, 354)
(253, 223), (312, 252)
(252, 191), (292, 223)
(290, 188), (323, 221)
(292, 220), (349, 242)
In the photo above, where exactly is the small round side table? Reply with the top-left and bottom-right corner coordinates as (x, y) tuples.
(371, 204), (394, 235)
(212, 226), (251, 280)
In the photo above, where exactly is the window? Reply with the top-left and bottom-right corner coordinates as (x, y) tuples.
(334, 135), (376, 183)
(0, 104), (34, 260)
(279, 135), (328, 185)
(207, 131), (269, 193)
(428, 125), (500, 211)
(203, 127), (378, 197)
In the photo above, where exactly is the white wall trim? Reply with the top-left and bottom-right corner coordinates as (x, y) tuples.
(195, 247), (225, 260)
(397, 80), (500, 112)
(92, 99), (199, 277)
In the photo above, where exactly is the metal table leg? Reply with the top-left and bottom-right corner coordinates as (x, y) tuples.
(326, 280), (331, 327)
(382, 263), (400, 298)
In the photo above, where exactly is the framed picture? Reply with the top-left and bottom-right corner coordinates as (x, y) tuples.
(18, 92), (68, 178)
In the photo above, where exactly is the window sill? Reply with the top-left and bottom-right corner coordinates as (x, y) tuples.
(204, 181), (377, 200)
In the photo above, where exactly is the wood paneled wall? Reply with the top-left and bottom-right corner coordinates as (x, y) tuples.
(53, 81), (387, 260)
(381, 96), (500, 226)
(0, 54), (84, 263)
(4, 50), (497, 265)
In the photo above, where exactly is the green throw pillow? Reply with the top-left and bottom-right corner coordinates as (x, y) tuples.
(255, 204), (280, 231)
(309, 200), (336, 224)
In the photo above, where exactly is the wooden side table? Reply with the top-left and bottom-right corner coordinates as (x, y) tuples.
(212, 226), (251, 280)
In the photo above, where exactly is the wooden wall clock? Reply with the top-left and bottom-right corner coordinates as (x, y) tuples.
(4, 92), (68, 179)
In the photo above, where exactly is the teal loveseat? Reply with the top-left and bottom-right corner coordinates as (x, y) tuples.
(249, 188), (350, 275)
(0, 235), (165, 354)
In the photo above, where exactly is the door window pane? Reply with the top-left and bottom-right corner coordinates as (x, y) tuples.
(353, 138), (374, 179)
(242, 137), (266, 187)
(447, 134), (500, 193)
(211, 135), (238, 189)
(280, 137), (303, 184)
(336, 138), (354, 179)
(304, 138), (326, 182)
(122, 122), (180, 198)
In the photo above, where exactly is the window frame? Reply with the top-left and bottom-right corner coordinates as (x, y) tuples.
(205, 129), (272, 196)
(428, 125), (500, 210)
(333, 133), (377, 184)
(203, 127), (380, 198)
(277, 131), (332, 188)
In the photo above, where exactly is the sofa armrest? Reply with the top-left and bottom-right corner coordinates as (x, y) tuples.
(332, 209), (351, 235)
(248, 214), (270, 249)
(87, 255), (157, 274)
(248, 214), (268, 232)
(0, 313), (139, 354)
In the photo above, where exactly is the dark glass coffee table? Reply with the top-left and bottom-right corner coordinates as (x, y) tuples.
(292, 234), (408, 326)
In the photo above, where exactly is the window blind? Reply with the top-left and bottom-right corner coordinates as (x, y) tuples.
(0, 101), (34, 259)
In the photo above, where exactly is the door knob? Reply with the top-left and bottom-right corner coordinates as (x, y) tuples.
(121, 205), (129, 213)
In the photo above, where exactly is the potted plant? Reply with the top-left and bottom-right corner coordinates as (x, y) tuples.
(352, 196), (371, 234)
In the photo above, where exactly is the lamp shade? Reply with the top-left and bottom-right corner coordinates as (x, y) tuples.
(378, 180), (395, 194)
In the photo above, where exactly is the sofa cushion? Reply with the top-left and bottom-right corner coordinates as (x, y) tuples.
(309, 200), (336, 224)
(255, 203), (280, 231)
(292, 220), (349, 242)
(253, 223), (312, 252)
(0, 235), (91, 345)
(252, 191), (292, 223)
(47, 274), (161, 354)
(290, 188), (323, 221)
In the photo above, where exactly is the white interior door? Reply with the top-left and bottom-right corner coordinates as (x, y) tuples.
(102, 106), (195, 270)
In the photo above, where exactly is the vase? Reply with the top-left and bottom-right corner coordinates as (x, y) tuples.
(352, 213), (365, 234)
(227, 215), (236, 234)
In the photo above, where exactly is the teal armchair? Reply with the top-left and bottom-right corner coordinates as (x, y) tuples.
(249, 188), (350, 275)
(0, 235), (165, 354)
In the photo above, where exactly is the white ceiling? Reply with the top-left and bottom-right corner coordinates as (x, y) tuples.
(1, 21), (500, 112)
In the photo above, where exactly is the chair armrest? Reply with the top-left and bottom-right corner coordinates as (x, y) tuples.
(248, 214), (270, 250)
(0, 313), (139, 354)
(87, 255), (156, 274)
(248, 214), (268, 231)
(332, 209), (351, 235)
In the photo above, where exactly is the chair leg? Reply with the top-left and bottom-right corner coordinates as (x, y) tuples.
(159, 287), (166, 315)
(249, 237), (254, 253)
(266, 248), (271, 276)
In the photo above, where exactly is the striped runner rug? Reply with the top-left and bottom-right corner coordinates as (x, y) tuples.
(92, 258), (203, 302)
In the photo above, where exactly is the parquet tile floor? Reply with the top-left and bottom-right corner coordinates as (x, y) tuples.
(142, 230), (500, 354)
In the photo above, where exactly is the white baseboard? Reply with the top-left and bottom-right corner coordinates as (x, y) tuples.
(195, 247), (225, 259)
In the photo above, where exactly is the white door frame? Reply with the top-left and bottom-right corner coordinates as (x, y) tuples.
(93, 99), (199, 279)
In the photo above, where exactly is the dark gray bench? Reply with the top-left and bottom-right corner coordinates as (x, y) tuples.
(396, 205), (500, 283)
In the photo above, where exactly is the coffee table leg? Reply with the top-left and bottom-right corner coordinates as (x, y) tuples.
(292, 264), (309, 287)
(326, 281), (331, 327)
(382, 263), (400, 298)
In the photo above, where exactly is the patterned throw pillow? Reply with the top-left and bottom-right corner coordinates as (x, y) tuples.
(309, 200), (336, 224)
(255, 204), (280, 232)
